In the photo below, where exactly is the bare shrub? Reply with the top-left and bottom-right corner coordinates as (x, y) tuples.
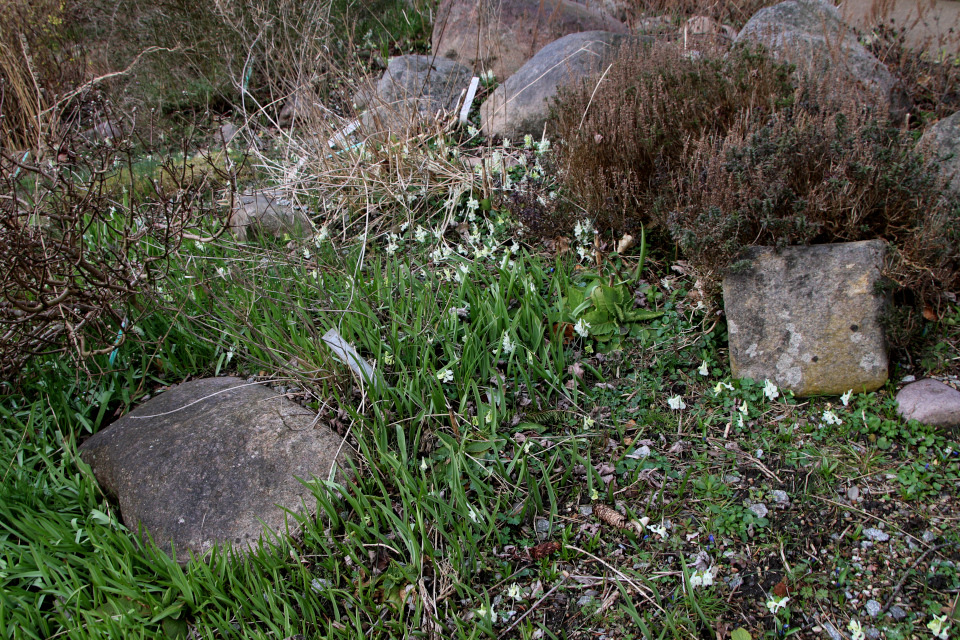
(0, 133), (231, 380)
(550, 40), (794, 234)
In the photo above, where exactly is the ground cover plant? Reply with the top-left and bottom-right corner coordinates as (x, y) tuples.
(1, 0), (960, 638)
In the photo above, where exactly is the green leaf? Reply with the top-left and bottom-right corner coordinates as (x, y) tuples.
(731, 629), (752, 640)
(623, 309), (664, 322)
(162, 616), (188, 640)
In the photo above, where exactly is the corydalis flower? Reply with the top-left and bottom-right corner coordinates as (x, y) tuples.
(689, 568), (714, 588)
(667, 395), (686, 410)
(766, 596), (790, 614)
(506, 583), (523, 601)
(501, 332), (516, 355)
(763, 379), (779, 401)
(437, 369), (454, 384)
(822, 409), (843, 425)
(848, 619), (865, 640)
(698, 361), (709, 376)
(841, 389), (853, 406)
(574, 318), (590, 338)
(928, 614), (951, 640)
(714, 381), (734, 395)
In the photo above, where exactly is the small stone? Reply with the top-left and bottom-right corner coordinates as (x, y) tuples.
(902, 375), (916, 383)
(896, 379), (960, 428)
(771, 490), (789, 505)
(824, 622), (843, 640)
(579, 505), (594, 516)
(310, 578), (331, 593)
(847, 486), (860, 501)
(724, 475), (742, 485)
(865, 628), (881, 640)
(866, 599), (881, 617)
(922, 531), (936, 543)
(889, 605), (907, 620)
(748, 502), (769, 518)
(535, 517), (551, 534)
(863, 528), (889, 542)
(577, 595), (594, 607)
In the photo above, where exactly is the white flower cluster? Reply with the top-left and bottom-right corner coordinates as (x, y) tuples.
(573, 218), (595, 262)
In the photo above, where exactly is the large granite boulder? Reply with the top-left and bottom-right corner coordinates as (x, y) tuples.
(480, 31), (638, 139)
(896, 379), (960, 428)
(722, 241), (889, 397)
(228, 191), (312, 241)
(735, 0), (909, 119)
(360, 55), (473, 135)
(79, 377), (350, 561)
(433, 0), (628, 81)
(918, 110), (960, 194)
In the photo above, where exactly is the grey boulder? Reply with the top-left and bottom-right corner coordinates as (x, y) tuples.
(228, 191), (312, 241)
(735, 0), (908, 119)
(480, 30), (638, 139)
(79, 377), (350, 561)
(361, 55), (473, 135)
(723, 240), (889, 397)
(896, 379), (960, 428)
(432, 0), (628, 80)
(918, 110), (960, 194)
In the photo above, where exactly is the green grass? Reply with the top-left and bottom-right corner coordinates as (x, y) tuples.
(3, 129), (960, 640)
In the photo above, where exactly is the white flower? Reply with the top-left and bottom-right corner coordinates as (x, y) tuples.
(523, 134), (534, 149)
(714, 381), (734, 395)
(648, 524), (668, 539)
(303, 247), (311, 260)
(822, 410), (843, 425)
(667, 395), (686, 411)
(766, 596), (790, 614)
(467, 125), (479, 138)
(501, 332), (516, 355)
(583, 416), (595, 429)
(468, 507), (481, 523)
(737, 414), (745, 429)
(763, 379), (780, 401)
(506, 583), (523, 601)
(420, 458), (428, 471)
(698, 361), (710, 376)
(574, 318), (591, 338)
(438, 369), (454, 384)
(841, 389), (853, 406)
(577, 246), (590, 261)
(476, 604), (496, 623)
(502, 138), (511, 149)
(415, 225), (429, 242)
(314, 226), (329, 246)
(216, 267), (227, 278)
(385, 240), (399, 255)
(466, 197), (480, 212)
(536, 138), (550, 155)
(590, 488), (600, 501)
(383, 353), (394, 365)
(738, 402), (749, 415)
(689, 568), (714, 588)
(848, 619), (865, 640)
(928, 614), (951, 640)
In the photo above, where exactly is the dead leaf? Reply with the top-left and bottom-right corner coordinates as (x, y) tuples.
(616, 234), (634, 253)
(568, 362), (585, 379)
(528, 541), (561, 560)
(773, 581), (789, 598)
(552, 322), (574, 345)
(923, 305), (939, 321)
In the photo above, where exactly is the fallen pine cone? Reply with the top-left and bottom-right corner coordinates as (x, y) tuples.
(594, 503), (626, 528)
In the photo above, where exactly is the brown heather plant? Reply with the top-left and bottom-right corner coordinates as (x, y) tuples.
(550, 39), (795, 235)
(669, 88), (960, 303)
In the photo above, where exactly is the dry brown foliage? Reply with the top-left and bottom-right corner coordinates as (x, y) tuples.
(550, 39), (794, 234)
